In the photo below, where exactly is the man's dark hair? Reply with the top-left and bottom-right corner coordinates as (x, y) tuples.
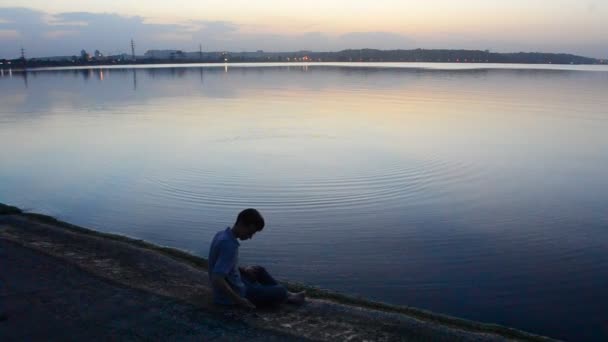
(235, 208), (265, 231)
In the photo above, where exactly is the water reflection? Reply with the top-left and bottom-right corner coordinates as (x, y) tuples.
(5, 66), (607, 123)
(21, 70), (27, 88)
(1, 65), (608, 341)
(132, 69), (137, 91)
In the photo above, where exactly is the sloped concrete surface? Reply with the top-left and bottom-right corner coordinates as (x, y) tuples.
(0, 239), (299, 341)
(0, 211), (558, 341)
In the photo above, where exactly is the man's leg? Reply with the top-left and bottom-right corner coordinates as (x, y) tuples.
(248, 266), (306, 306)
(245, 283), (288, 307)
(252, 266), (279, 286)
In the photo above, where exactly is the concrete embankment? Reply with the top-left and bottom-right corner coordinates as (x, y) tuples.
(0, 203), (558, 341)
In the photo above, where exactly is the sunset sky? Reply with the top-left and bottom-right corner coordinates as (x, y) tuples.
(0, 0), (606, 58)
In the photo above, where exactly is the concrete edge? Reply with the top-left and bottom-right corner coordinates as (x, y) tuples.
(0, 202), (555, 341)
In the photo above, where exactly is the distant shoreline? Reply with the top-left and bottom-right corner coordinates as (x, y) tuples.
(2, 48), (605, 70)
(3, 61), (608, 74)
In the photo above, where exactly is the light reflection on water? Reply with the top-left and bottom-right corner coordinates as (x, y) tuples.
(1, 65), (608, 341)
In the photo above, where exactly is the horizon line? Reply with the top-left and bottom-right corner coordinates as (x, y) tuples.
(4, 47), (606, 61)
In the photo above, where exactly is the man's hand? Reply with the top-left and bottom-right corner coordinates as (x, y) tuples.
(239, 265), (263, 281)
(211, 275), (254, 309)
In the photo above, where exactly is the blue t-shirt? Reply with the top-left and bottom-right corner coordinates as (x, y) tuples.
(208, 227), (246, 304)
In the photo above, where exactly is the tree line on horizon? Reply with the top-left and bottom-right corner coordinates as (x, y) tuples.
(1, 48), (604, 68)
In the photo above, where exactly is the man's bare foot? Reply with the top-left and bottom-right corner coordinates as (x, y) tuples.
(286, 291), (306, 305)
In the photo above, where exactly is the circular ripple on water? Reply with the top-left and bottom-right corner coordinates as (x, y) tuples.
(144, 155), (482, 215)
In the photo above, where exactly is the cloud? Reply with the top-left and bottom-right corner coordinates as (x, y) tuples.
(0, 29), (19, 39)
(0, 7), (605, 59)
(43, 30), (80, 39)
(0, 7), (419, 57)
(0, 7), (193, 57)
(191, 20), (239, 35)
(49, 11), (190, 51)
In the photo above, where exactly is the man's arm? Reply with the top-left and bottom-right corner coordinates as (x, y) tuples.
(210, 240), (255, 309)
(211, 275), (255, 309)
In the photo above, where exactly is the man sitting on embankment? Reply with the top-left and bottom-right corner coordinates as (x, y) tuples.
(208, 208), (306, 309)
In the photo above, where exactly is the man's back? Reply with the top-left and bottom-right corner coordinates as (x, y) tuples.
(208, 227), (246, 304)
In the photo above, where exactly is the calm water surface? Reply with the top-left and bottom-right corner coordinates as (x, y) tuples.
(1, 63), (608, 341)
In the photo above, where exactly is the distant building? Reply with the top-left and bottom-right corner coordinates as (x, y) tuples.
(170, 50), (186, 59)
(144, 50), (181, 59)
(94, 50), (103, 59)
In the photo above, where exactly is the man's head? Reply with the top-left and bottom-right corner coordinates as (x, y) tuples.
(232, 208), (265, 240)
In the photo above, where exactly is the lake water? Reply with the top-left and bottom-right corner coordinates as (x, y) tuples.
(1, 63), (608, 341)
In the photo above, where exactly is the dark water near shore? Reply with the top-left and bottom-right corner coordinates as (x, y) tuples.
(1, 63), (608, 341)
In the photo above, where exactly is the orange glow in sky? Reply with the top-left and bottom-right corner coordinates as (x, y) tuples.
(0, 0), (606, 57)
